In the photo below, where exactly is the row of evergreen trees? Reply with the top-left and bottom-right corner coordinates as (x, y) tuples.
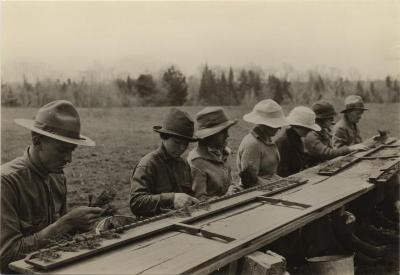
(2, 66), (399, 107)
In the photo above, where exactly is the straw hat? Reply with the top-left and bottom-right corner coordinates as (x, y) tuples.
(287, 106), (321, 131)
(195, 107), (237, 139)
(340, 95), (368, 113)
(14, 100), (95, 146)
(243, 99), (289, 128)
(153, 108), (198, 141)
(312, 101), (337, 119)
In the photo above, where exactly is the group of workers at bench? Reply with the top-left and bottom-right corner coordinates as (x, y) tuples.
(1, 95), (398, 273)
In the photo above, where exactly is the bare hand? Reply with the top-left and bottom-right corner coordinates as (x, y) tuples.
(173, 193), (199, 209)
(57, 206), (104, 232)
(348, 143), (369, 151)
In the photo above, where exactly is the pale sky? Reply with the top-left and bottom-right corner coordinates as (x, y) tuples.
(1, 1), (399, 82)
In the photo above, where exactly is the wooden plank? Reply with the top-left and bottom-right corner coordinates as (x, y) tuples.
(21, 178), (308, 271)
(368, 158), (400, 183)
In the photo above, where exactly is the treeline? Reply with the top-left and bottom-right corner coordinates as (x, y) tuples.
(2, 65), (399, 107)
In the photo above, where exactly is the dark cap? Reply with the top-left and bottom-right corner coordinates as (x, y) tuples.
(312, 101), (337, 119)
(153, 108), (197, 141)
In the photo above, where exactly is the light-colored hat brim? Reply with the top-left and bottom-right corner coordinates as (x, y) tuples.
(15, 119), (96, 146)
(289, 121), (321, 132)
(153, 126), (198, 142)
(196, 120), (238, 139)
(243, 113), (289, 128)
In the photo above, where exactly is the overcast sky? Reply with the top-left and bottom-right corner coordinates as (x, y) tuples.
(1, 1), (399, 81)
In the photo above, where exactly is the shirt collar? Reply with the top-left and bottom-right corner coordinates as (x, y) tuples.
(251, 126), (273, 146)
(343, 116), (357, 130)
(24, 146), (50, 179)
(190, 144), (227, 163)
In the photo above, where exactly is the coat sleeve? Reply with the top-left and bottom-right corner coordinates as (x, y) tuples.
(189, 160), (208, 199)
(129, 164), (174, 217)
(332, 126), (350, 148)
(0, 176), (50, 272)
(275, 138), (290, 177)
(305, 132), (350, 161)
(237, 141), (261, 187)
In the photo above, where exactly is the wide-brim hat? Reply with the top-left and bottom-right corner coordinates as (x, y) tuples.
(153, 108), (198, 142)
(312, 101), (337, 119)
(195, 107), (238, 139)
(340, 95), (368, 113)
(243, 99), (289, 128)
(287, 106), (321, 132)
(14, 100), (95, 146)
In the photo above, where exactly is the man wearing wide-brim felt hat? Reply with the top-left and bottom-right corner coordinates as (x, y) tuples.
(188, 107), (238, 199)
(130, 108), (199, 217)
(333, 95), (367, 148)
(275, 106), (321, 177)
(1, 100), (104, 273)
(237, 99), (289, 188)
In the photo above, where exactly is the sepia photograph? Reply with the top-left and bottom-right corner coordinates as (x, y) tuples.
(1, 1), (399, 274)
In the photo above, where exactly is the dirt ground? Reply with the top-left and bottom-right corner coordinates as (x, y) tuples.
(1, 104), (399, 273)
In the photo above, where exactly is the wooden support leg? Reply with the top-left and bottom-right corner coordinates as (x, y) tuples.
(240, 250), (287, 275)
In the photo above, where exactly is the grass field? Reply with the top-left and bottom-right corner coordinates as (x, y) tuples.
(2, 103), (399, 213)
(1, 103), (399, 274)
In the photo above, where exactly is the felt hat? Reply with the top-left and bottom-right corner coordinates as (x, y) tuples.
(195, 107), (237, 139)
(287, 106), (321, 131)
(153, 108), (197, 141)
(312, 101), (337, 119)
(340, 95), (368, 113)
(243, 99), (289, 128)
(14, 100), (95, 146)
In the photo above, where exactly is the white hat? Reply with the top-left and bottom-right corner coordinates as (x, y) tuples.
(287, 106), (321, 131)
(243, 99), (289, 128)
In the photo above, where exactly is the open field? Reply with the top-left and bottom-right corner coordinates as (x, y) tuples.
(1, 103), (399, 274)
(2, 103), (400, 214)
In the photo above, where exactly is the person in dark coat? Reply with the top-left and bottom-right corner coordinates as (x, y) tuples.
(274, 106), (321, 177)
(188, 107), (238, 200)
(129, 108), (199, 217)
(1, 100), (104, 273)
(305, 100), (367, 166)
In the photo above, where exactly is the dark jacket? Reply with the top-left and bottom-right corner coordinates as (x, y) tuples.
(129, 145), (193, 217)
(0, 148), (66, 272)
(274, 127), (306, 177)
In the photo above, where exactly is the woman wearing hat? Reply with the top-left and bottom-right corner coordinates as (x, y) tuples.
(188, 107), (238, 199)
(305, 100), (368, 166)
(275, 106), (321, 177)
(237, 99), (289, 188)
(1, 100), (104, 272)
(129, 108), (199, 217)
(333, 95), (368, 148)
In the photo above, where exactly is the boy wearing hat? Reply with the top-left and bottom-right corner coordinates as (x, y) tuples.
(274, 106), (321, 177)
(1, 100), (104, 272)
(305, 100), (367, 166)
(129, 108), (199, 217)
(237, 99), (289, 187)
(333, 95), (368, 148)
(188, 107), (237, 199)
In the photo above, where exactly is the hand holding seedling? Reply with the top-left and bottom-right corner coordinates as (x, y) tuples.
(57, 206), (105, 233)
(173, 193), (199, 209)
